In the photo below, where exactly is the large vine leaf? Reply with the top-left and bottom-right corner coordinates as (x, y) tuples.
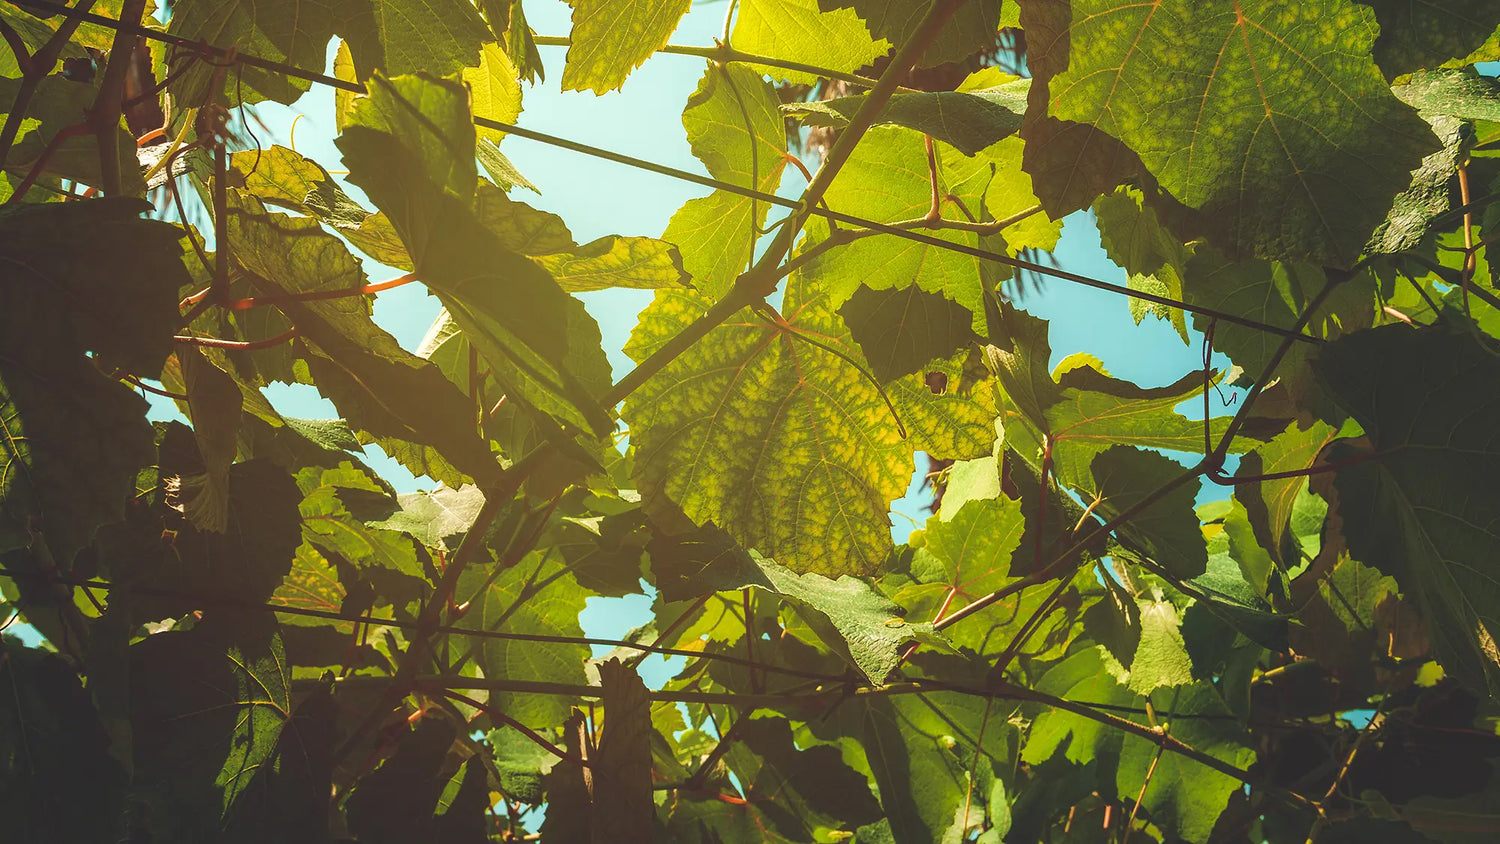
(624, 267), (979, 575)
(1024, 0), (1439, 265)
(165, 0), (491, 105)
(662, 64), (788, 298)
(731, 0), (888, 85)
(561, 0), (691, 93)
(1315, 324), (1500, 697)
(338, 73), (613, 435)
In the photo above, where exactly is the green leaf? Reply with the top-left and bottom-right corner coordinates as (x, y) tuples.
(130, 612), (292, 841)
(0, 636), (124, 843)
(1023, 649), (1254, 843)
(1094, 187), (1192, 342)
(1314, 324), (1500, 696)
(800, 126), (992, 315)
(920, 496), (1025, 598)
(839, 284), (978, 384)
(535, 235), (690, 292)
(229, 145), (413, 270)
(465, 42), (523, 144)
(375, 484), (487, 551)
(1234, 418), (1344, 570)
(783, 82), (1027, 156)
(649, 524), (934, 681)
(219, 681), (337, 842)
(1123, 597), (1194, 695)
(165, 0), (491, 105)
(973, 137), (1063, 256)
(662, 64), (787, 297)
(624, 275), (925, 576)
(474, 183), (576, 256)
(825, 686), (1012, 844)
(227, 192), (500, 484)
(1115, 684), (1256, 843)
(561, 0), (691, 93)
(1360, 0), (1500, 77)
(1090, 446), (1207, 580)
(459, 555), (591, 727)
(1024, 0), (1439, 265)
(338, 73), (613, 435)
(731, 0), (888, 85)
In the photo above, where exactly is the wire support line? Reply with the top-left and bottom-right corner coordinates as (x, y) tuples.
(0, 566), (854, 686)
(6, 0), (1322, 346)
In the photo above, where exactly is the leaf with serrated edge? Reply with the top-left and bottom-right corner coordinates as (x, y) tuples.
(1026, 0), (1438, 264)
(561, 0), (691, 93)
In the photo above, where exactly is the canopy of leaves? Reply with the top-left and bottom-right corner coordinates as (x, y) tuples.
(6, 0), (1500, 841)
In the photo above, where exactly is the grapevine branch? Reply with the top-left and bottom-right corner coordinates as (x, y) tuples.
(0, 0), (97, 171)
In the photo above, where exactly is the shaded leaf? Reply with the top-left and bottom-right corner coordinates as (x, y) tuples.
(838, 284), (977, 384)
(782, 81), (1027, 156)
(1315, 324), (1500, 696)
(1361, 0), (1500, 77)
(1090, 446), (1207, 580)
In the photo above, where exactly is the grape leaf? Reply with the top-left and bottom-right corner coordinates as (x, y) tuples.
(165, 0), (490, 106)
(1024, 0), (1439, 265)
(338, 74), (613, 436)
(662, 64), (788, 297)
(624, 274), (923, 576)
(1090, 446), (1207, 580)
(1315, 324), (1500, 697)
(130, 612), (292, 841)
(782, 81), (1027, 156)
(1235, 418), (1344, 570)
(227, 192), (501, 485)
(535, 235), (690, 292)
(838, 284), (977, 384)
(647, 524), (935, 682)
(800, 125), (993, 315)
(731, 0), (888, 85)
(561, 0), (691, 93)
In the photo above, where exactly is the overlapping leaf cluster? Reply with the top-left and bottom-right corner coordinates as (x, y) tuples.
(5, 0), (1500, 841)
